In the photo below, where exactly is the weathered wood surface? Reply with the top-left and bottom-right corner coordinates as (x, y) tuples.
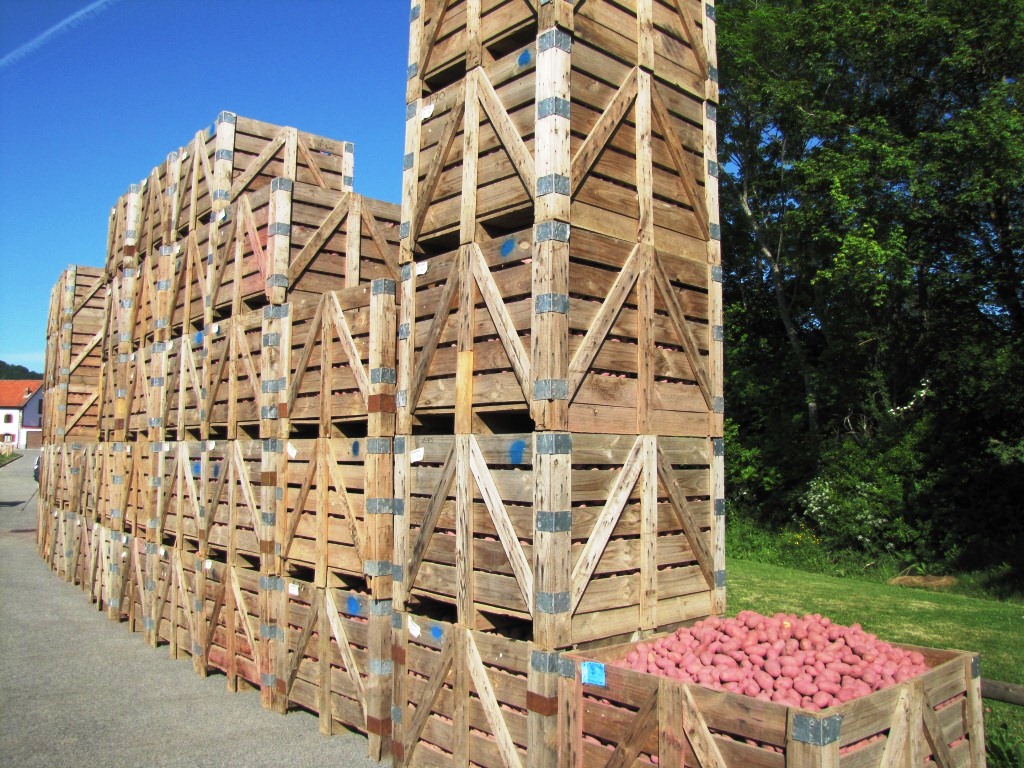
(394, 432), (716, 646)
(563, 639), (985, 768)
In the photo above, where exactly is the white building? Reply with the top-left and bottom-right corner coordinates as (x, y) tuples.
(0, 381), (44, 449)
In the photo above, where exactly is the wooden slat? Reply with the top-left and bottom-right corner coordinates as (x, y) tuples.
(570, 436), (644, 612)
(324, 588), (367, 712)
(284, 593), (319, 694)
(566, 242), (642, 397)
(571, 67), (639, 197)
(412, 87), (466, 245)
(230, 129), (287, 201)
(287, 192), (351, 282)
(649, 82), (710, 240)
(652, 252), (714, 408)
(464, 631), (524, 768)
(476, 69), (535, 201)
(361, 203), (401, 280)
(468, 436), (533, 615)
(408, 260), (461, 411)
(329, 292), (370, 404)
(606, 689), (658, 768)
(472, 243), (531, 403)
(404, 630), (455, 756)
(287, 297), (325, 415)
(406, 443), (457, 592)
(680, 684), (728, 768)
(656, 445), (714, 588)
(324, 440), (365, 566)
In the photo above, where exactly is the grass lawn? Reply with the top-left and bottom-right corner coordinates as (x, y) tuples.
(728, 558), (1024, 763)
(0, 452), (20, 468)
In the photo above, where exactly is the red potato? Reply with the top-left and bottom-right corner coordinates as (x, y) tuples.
(611, 611), (931, 709)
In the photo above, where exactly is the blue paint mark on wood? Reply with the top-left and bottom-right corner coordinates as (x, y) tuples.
(501, 238), (516, 258)
(518, 49), (532, 67)
(431, 625), (443, 640)
(352, 441), (360, 457)
(347, 595), (362, 615)
(510, 439), (526, 465)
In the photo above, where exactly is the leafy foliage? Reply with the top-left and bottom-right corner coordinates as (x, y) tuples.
(719, 0), (1024, 577)
(0, 360), (42, 380)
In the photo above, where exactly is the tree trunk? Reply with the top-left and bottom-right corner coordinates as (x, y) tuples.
(739, 192), (821, 437)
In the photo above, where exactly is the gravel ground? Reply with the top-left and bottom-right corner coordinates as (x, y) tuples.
(0, 449), (384, 768)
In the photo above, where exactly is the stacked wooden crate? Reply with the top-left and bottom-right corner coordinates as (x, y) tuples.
(41, 265), (108, 444)
(389, 1), (724, 765)
(37, 112), (403, 760)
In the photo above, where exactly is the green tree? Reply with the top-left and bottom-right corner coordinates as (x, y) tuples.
(718, 0), (1024, 574)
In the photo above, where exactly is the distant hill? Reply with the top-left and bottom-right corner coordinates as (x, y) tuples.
(0, 361), (43, 380)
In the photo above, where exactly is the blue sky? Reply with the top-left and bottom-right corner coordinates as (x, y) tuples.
(0, 0), (409, 371)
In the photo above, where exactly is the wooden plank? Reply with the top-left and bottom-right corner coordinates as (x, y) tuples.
(680, 684), (729, 768)
(287, 192), (351, 282)
(566, 242), (642, 397)
(649, 82), (710, 240)
(652, 253), (713, 408)
(464, 630), (523, 768)
(403, 629), (455, 757)
(570, 436), (644, 612)
(287, 296), (325, 416)
(476, 69), (535, 201)
(571, 67), (639, 198)
(360, 202), (401, 280)
(472, 243), (531, 403)
(329, 292), (370, 404)
(324, 588), (367, 710)
(231, 129), (287, 201)
(656, 445), (714, 588)
(467, 436), (533, 614)
(413, 88), (466, 245)
(605, 689), (658, 768)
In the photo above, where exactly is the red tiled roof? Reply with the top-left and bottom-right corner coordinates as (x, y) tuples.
(0, 380), (43, 409)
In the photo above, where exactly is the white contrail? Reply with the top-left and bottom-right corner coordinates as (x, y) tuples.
(0, 0), (124, 73)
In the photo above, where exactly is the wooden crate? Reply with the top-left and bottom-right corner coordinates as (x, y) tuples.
(43, 266), (107, 442)
(395, 432), (717, 647)
(278, 577), (393, 759)
(148, 440), (268, 562)
(397, 0), (726, 656)
(398, 0), (722, 436)
(203, 561), (263, 690)
(392, 612), (557, 768)
(103, 113), (354, 275)
(106, 181), (397, 348)
(562, 639), (986, 768)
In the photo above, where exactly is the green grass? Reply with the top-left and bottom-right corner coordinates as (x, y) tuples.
(0, 452), (21, 468)
(728, 511), (1024, 603)
(728, 558), (1024, 765)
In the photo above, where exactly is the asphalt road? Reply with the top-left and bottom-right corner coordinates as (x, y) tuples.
(0, 449), (383, 767)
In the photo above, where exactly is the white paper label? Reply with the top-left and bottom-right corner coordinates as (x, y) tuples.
(421, 102), (435, 120)
(207, 441), (215, 451)
(416, 261), (428, 276)
(288, 583), (300, 596)
(160, 547), (167, 557)
(167, 339), (173, 350)
(204, 559), (213, 571)
(408, 617), (421, 638)
(410, 447), (425, 463)
(211, 323), (220, 334)
(287, 442), (297, 459)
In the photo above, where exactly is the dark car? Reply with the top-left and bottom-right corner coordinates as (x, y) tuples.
(33, 457), (39, 482)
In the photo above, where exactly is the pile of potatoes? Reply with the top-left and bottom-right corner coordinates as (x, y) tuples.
(617, 611), (929, 711)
